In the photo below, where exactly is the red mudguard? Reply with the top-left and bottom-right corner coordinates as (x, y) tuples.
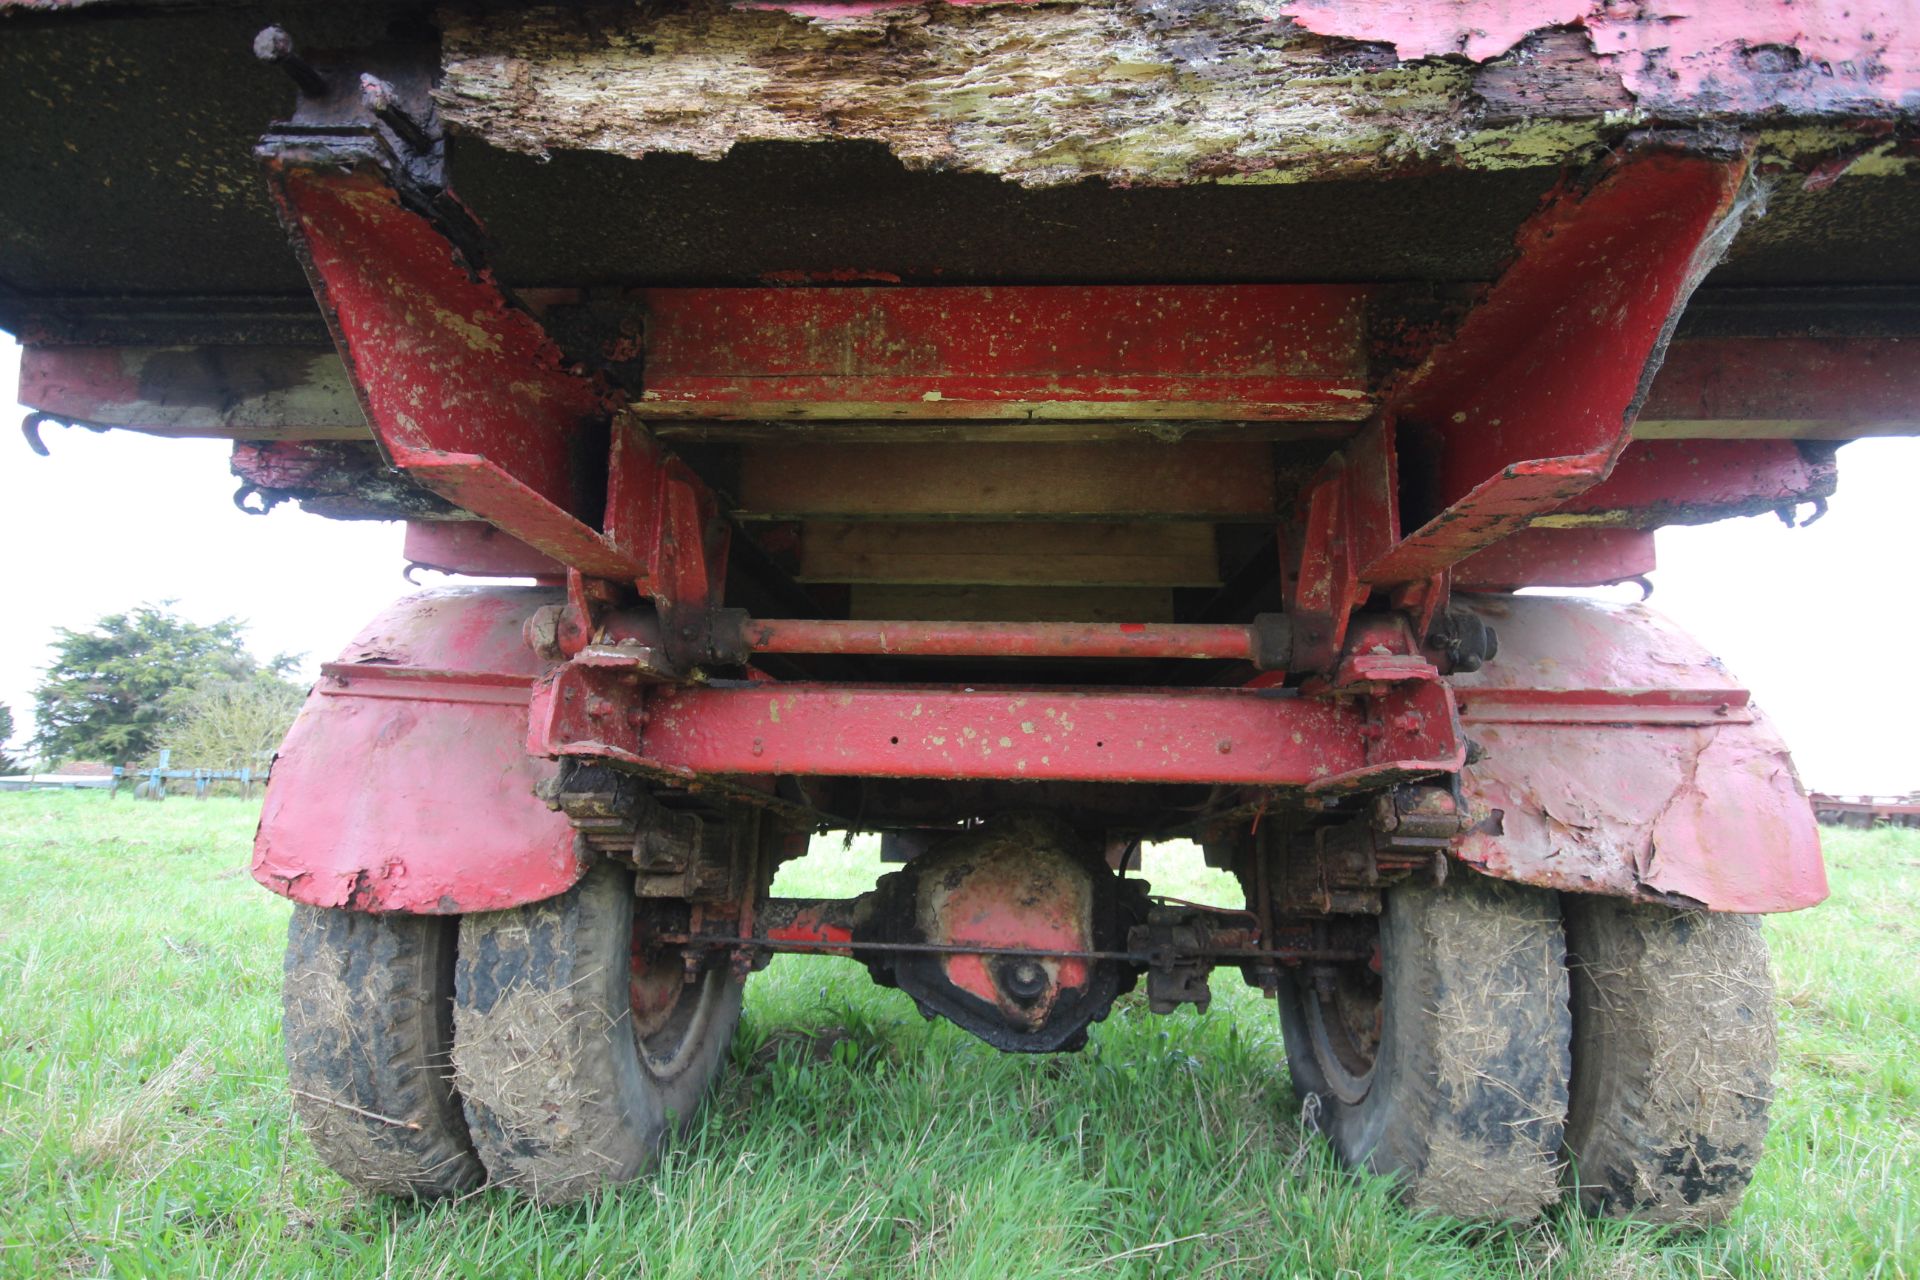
(1451, 594), (1826, 913)
(252, 587), (587, 914)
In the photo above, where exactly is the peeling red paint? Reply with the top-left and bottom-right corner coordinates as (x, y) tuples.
(252, 587), (586, 914)
(1450, 594), (1825, 913)
(1279, 1), (1920, 113)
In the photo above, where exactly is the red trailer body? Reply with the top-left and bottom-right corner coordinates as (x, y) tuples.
(6, 0), (1917, 1224)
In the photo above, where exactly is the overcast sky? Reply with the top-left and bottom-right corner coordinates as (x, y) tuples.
(3, 333), (1917, 793)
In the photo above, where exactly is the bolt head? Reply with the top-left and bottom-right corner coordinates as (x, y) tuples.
(252, 25), (295, 62)
(1001, 960), (1049, 1001)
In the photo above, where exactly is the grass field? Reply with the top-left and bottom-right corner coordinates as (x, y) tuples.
(0, 791), (1913, 1278)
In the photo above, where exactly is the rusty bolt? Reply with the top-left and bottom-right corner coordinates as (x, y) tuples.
(1216, 738), (1233, 755)
(252, 26), (329, 97)
(359, 74), (436, 151)
(524, 605), (566, 661)
(586, 695), (615, 720)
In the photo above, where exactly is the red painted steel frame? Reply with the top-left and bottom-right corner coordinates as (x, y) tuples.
(265, 155), (731, 626)
(1555, 438), (1834, 524)
(531, 670), (1465, 793)
(403, 521), (566, 579)
(1455, 528), (1655, 591)
(742, 619), (1261, 662)
(1641, 335), (1920, 434)
(264, 162), (638, 578)
(1365, 146), (1751, 586)
(637, 286), (1372, 420)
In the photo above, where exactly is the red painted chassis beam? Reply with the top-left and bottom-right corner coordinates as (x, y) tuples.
(531, 670), (1465, 793)
(636, 285), (1372, 421)
(1364, 146), (1752, 586)
(739, 618), (1267, 663)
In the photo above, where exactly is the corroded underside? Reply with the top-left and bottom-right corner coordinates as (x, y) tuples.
(437, 0), (1920, 187)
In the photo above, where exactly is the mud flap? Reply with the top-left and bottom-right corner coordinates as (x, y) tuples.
(1448, 594), (1825, 913)
(252, 586), (587, 914)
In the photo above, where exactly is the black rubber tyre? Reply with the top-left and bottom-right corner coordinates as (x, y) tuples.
(1278, 873), (1571, 1221)
(1562, 897), (1776, 1225)
(282, 905), (485, 1198)
(452, 863), (744, 1204)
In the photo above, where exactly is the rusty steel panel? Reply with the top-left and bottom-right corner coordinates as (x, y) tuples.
(604, 420), (730, 622)
(1365, 147), (1751, 585)
(532, 672), (1463, 792)
(735, 441), (1277, 520)
(252, 587), (587, 914)
(268, 166), (605, 511)
(16, 344), (366, 440)
(230, 440), (455, 521)
(1449, 594), (1825, 913)
(637, 286), (1372, 420)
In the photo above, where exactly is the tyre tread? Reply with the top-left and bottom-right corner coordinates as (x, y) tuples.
(282, 906), (483, 1198)
(1563, 898), (1775, 1225)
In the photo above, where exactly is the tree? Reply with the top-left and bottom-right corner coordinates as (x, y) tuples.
(0, 703), (19, 775)
(159, 671), (307, 773)
(30, 605), (297, 766)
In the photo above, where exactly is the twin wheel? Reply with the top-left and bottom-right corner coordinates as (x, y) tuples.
(283, 866), (1774, 1221)
(282, 863), (740, 1204)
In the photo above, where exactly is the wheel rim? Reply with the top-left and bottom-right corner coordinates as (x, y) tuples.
(629, 941), (726, 1081)
(1301, 961), (1384, 1106)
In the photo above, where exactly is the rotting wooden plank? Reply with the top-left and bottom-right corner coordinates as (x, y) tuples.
(799, 522), (1220, 587)
(438, 2), (1920, 189)
(637, 286), (1371, 421)
(736, 442), (1276, 521)
(850, 585), (1176, 624)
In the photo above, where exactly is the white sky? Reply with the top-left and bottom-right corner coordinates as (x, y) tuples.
(3, 332), (1917, 792)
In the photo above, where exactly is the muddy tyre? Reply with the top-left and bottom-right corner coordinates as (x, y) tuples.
(1278, 873), (1571, 1221)
(1562, 897), (1775, 1224)
(452, 863), (743, 1204)
(282, 906), (484, 1197)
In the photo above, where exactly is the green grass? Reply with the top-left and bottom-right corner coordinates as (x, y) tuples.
(0, 792), (1913, 1278)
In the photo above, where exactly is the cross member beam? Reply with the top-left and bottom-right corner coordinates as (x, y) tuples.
(530, 669), (1465, 794)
